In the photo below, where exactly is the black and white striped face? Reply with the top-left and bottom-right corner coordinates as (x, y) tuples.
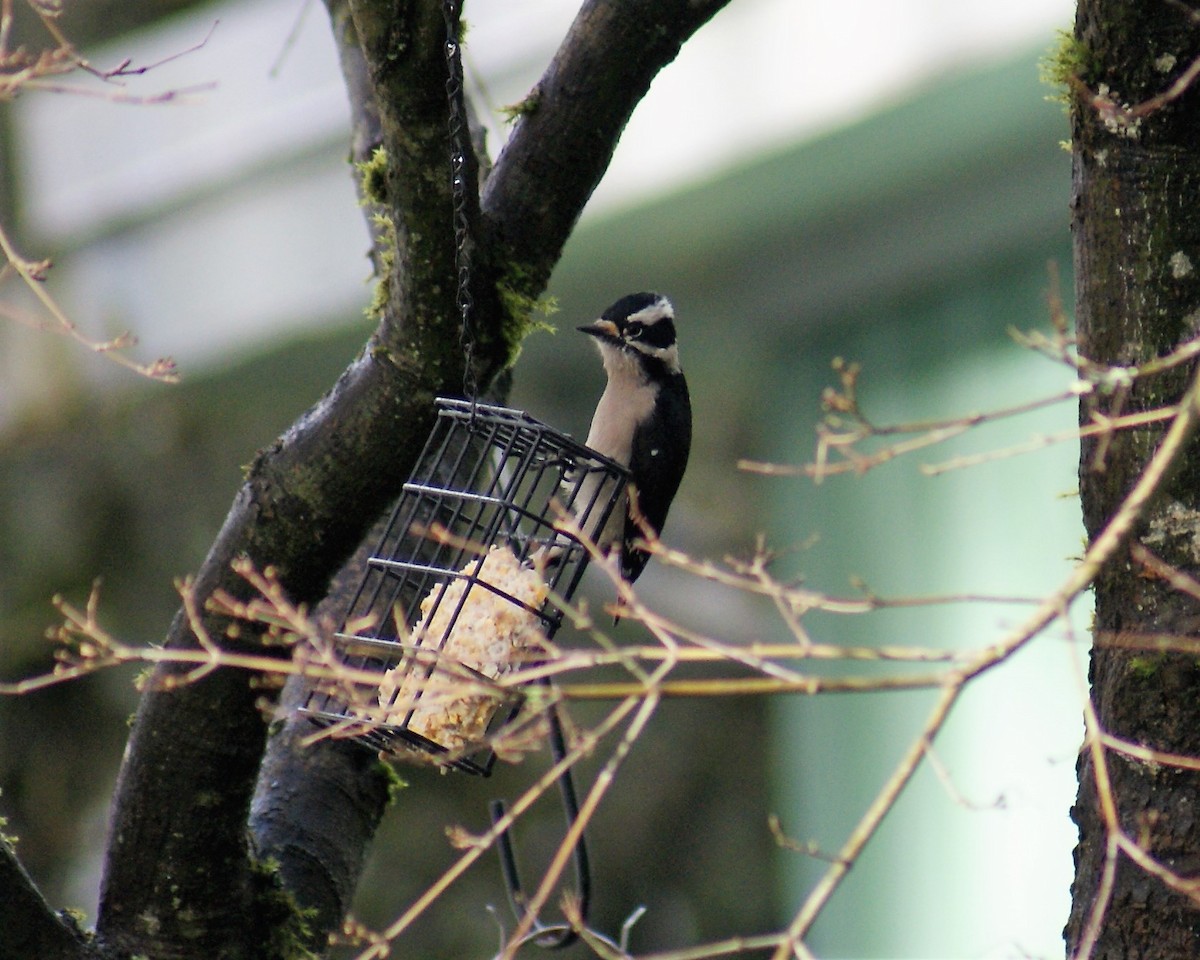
(577, 292), (681, 378)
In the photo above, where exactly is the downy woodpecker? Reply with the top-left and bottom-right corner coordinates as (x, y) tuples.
(578, 292), (692, 583)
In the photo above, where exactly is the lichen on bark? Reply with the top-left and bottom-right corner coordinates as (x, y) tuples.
(1068, 2), (1200, 955)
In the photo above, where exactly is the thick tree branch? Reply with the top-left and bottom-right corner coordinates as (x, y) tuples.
(94, 1), (734, 956)
(347, 0), (490, 381)
(245, 0), (736, 951)
(481, 0), (734, 299)
(249, 679), (392, 952)
(1, 837), (92, 960)
(94, 4), (472, 958)
(247, 0), (500, 939)
(323, 0), (387, 259)
(326, 1), (382, 165)
(1067, 2), (1200, 955)
(243, 7), (396, 945)
(95, 349), (452, 957)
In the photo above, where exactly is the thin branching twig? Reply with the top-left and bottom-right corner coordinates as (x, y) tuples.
(11, 307), (1200, 957)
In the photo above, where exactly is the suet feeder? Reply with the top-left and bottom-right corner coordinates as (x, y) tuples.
(301, 397), (628, 775)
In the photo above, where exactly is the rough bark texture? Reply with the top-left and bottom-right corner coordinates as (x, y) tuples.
(0, 2), (734, 959)
(249, 686), (391, 949)
(1067, 2), (1200, 956)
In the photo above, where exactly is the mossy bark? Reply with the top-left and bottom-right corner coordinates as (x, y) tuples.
(1067, 2), (1200, 955)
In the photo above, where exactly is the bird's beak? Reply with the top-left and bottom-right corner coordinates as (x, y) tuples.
(577, 319), (620, 342)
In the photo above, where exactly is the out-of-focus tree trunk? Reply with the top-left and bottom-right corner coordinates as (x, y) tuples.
(1067, 2), (1200, 956)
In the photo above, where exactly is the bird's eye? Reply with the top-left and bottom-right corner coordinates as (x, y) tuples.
(624, 321), (644, 339)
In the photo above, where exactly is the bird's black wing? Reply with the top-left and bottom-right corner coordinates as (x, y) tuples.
(622, 376), (692, 583)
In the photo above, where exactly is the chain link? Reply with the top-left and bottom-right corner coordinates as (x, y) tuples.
(442, 0), (477, 402)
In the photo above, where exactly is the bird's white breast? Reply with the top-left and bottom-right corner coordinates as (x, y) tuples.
(584, 345), (657, 467)
(575, 342), (657, 552)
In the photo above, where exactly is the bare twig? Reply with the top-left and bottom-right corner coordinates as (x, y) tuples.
(1, 569), (381, 698)
(1071, 684), (1121, 960)
(743, 318), (1200, 485)
(1101, 733), (1200, 773)
(768, 815), (845, 864)
(774, 363), (1200, 956)
(1128, 541), (1200, 603)
(499, 691), (663, 957)
(353, 695), (644, 960)
(922, 405), (1177, 476)
(1, 2), (214, 102)
(772, 681), (964, 959)
(92, 19), (220, 81)
(0, 222), (178, 381)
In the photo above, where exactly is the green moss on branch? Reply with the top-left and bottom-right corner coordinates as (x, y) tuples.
(496, 263), (558, 366)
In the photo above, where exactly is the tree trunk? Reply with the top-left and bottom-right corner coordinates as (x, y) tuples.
(1068, 2), (1200, 956)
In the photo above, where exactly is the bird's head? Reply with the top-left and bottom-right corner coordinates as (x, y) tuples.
(577, 292), (681, 379)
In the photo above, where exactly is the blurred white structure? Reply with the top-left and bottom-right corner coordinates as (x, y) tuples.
(8, 0), (1070, 381)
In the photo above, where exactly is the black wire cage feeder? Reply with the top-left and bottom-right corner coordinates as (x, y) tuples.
(301, 397), (628, 776)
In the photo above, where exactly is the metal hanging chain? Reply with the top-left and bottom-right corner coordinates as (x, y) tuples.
(490, 698), (590, 950)
(442, 0), (477, 402)
(440, 10), (591, 942)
